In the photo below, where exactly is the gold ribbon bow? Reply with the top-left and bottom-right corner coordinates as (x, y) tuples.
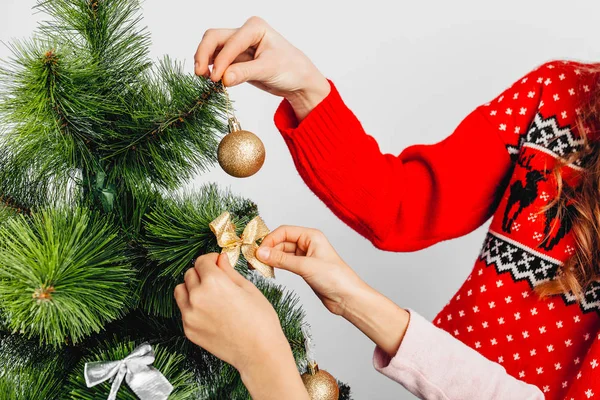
(209, 211), (274, 278)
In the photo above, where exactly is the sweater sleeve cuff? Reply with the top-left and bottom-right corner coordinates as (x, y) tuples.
(372, 309), (449, 399)
(372, 309), (434, 379)
(372, 310), (545, 400)
(272, 79), (393, 243)
(273, 79), (356, 142)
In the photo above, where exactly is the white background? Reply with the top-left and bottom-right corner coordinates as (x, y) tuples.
(2, 1), (600, 398)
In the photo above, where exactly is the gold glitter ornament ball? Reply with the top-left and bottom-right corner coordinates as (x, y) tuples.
(301, 369), (339, 400)
(217, 129), (265, 178)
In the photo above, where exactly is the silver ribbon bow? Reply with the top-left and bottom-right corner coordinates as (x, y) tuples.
(84, 343), (174, 400)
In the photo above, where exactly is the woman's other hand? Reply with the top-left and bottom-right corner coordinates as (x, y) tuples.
(194, 16), (330, 120)
(174, 253), (309, 400)
(256, 226), (365, 317)
(256, 226), (410, 356)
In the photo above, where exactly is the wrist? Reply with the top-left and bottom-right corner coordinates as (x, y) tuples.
(237, 331), (289, 375)
(338, 280), (372, 319)
(285, 73), (331, 121)
(239, 340), (308, 400)
(342, 284), (410, 356)
(340, 281), (378, 321)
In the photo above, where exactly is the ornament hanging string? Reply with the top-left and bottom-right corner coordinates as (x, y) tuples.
(221, 82), (235, 120)
(220, 82), (244, 133)
(300, 324), (340, 400)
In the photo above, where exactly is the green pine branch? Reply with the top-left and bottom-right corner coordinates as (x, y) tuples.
(0, 146), (75, 212)
(338, 381), (353, 400)
(36, 0), (151, 79)
(99, 57), (228, 194)
(1, 0), (228, 206)
(0, 208), (137, 347)
(0, 0), (351, 397)
(0, 38), (96, 202)
(141, 184), (258, 317)
(0, 333), (79, 400)
(0, 358), (66, 400)
(0, 199), (25, 220)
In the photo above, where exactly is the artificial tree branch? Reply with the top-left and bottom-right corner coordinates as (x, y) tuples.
(0, 194), (30, 216)
(112, 81), (225, 156)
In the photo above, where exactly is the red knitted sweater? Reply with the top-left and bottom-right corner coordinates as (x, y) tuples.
(274, 60), (600, 400)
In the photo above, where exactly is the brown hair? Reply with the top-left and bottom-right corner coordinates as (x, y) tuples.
(536, 63), (600, 300)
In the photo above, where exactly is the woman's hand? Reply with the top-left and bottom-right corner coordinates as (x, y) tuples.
(257, 226), (411, 356)
(194, 16), (331, 120)
(256, 226), (365, 316)
(174, 253), (309, 400)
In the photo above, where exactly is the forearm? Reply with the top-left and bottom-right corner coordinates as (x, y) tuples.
(239, 341), (309, 400)
(275, 81), (408, 248)
(275, 86), (517, 252)
(341, 283), (410, 356)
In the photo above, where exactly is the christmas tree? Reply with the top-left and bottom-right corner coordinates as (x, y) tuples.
(0, 1), (352, 398)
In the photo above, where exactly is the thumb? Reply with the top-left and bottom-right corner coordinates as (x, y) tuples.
(216, 253), (248, 287)
(223, 60), (270, 87)
(256, 246), (306, 275)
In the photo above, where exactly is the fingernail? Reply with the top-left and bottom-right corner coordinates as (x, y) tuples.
(225, 71), (236, 86)
(257, 247), (270, 260)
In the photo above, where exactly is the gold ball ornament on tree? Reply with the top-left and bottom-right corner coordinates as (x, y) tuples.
(217, 116), (265, 178)
(301, 362), (340, 400)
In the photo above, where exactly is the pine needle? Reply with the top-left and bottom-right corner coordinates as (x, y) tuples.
(0, 207), (136, 347)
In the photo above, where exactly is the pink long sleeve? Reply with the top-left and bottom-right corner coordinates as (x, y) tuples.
(373, 310), (544, 399)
